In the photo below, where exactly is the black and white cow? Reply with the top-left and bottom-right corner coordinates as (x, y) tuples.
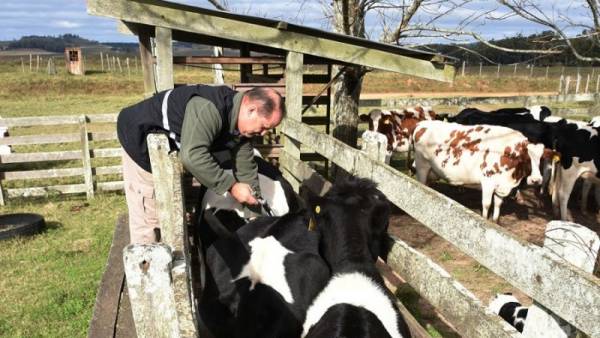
(301, 178), (411, 338)
(488, 293), (528, 333)
(200, 211), (330, 338)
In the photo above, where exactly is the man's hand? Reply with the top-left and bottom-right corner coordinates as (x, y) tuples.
(230, 182), (258, 205)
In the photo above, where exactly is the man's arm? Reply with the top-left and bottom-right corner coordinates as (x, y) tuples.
(232, 140), (261, 196)
(179, 97), (235, 195)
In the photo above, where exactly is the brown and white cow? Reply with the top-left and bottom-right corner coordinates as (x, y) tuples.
(360, 106), (437, 155)
(412, 121), (544, 222)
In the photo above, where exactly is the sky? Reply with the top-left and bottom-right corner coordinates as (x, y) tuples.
(0, 0), (591, 44)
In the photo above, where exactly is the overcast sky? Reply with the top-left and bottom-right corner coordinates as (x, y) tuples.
(0, 0), (591, 44)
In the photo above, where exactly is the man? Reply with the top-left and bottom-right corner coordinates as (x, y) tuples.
(117, 85), (285, 244)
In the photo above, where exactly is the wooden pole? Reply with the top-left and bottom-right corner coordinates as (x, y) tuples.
(575, 73), (581, 94)
(461, 61), (466, 77)
(117, 57), (123, 73)
(529, 64), (534, 77)
(558, 75), (564, 94)
(522, 221), (599, 337)
(496, 64), (500, 78)
(596, 74), (600, 93)
(545, 65), (549, 79)
(565, 76), (571, 95)
(36, 55), (40, 73)
(79, 115), (94, 199)
(29, 54), (32, 72)
(514, 63), (517, 75)
(282, 51), (304, 191)
(126, 57), (131, 78)
(100, 52), (104, 72)
(479, 62), (482, 77)
(20, 57), (25, 73)
(155, 26), (174, 91)
(585, 74), (590, 93)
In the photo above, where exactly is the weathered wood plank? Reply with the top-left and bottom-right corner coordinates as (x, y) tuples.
(146, 133), (198, 336)
(0, 133), (79, 146)
(7, 183), (87, 198)
(376, 259), (454, 338)
(90, 132), (118, 141)
(281, 51), (303, 191)
(123, 244), (180, 338)
(97, 181), (124, 192)
(155, 26), (174, 91)
(281, 117), (600, 337)
(173, 56), (285, 64)
(88, 213), (129, 338)
(2, 167), (84, 181)
(386, 237), (519, 338)
(279, 151), (331, 196)
(86, 0), (455, 82)
(95, 165), (122, 176)
(0, 150), (81, 163)
(138, 26), (157, 96)
(0, 113), (117, 127)
(92, 148), (122, 158)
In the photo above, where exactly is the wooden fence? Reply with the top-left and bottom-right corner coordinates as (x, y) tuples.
(0, 114), (282, 205)
(278, 116), (600, 337)
(0, 114), (123, 205)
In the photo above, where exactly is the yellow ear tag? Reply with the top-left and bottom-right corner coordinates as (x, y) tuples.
(383, 119), (391, 125)
(308, 217), (316, 231)
(315, 205), (321, 214)
(553, 154), (561, 162)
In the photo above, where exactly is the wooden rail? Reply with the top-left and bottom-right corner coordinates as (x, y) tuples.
(280, 117), (600, 337)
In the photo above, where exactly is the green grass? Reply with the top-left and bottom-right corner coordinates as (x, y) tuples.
(0, 194), (126, 337)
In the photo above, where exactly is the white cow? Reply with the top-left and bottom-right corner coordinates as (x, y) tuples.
(413, 121), (544, 222)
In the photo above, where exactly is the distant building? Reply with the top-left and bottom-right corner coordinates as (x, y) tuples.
(64, 47), (85, 75)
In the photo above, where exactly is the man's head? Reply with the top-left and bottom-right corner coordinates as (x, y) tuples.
(237, 88), (285, 138)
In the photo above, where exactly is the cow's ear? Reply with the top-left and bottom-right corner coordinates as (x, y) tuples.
(359, 114), (370, 122)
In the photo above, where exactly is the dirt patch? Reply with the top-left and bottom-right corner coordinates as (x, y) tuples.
(387, 180), (600, 331)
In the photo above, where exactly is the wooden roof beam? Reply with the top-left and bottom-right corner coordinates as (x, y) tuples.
(88, 0), (455, 82)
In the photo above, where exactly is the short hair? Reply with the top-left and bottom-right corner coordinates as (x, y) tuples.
(243, 87), (286, 118)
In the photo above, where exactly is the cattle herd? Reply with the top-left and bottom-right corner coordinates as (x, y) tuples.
(192, 104), (599, 337)
(361, 105), (600, 223)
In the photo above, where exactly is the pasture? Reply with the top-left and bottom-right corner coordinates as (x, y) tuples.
(0, 55), (598, 337)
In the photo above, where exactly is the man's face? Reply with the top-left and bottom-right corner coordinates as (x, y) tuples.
(237, 98), (282, 138)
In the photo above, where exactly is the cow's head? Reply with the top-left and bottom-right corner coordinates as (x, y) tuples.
(360, 109), (395, 150)
(525, 143), (545, 185)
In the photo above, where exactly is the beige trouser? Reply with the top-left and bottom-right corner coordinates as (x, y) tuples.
(122, 151), (159, 244)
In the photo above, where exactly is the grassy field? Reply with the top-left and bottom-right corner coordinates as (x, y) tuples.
(0, 55), (597, 337)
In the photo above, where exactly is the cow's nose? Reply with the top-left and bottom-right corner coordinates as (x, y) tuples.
(528, 177), (542, 185)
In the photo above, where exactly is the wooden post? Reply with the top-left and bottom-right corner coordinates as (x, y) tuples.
(155, 26), (174, 91)
(138, 27), (157, 95)
(585, 74), (590, 93)
(479, 62), (482, 77)
(113, 56), (117, 73)
(46, 58), (51, 75)
(558, 75), (564, 94)
(496, 64), (500, 78)
(36, 55), (40, 73)
(597, 74), (600, 93)
(20, 57), (24, 73)
(565, 76), (571, 95)
(522, 221), (600, 338)
(575, 73), (581, 94)
(514, 63), (517, 75)
(529, 64), (534, 77)
(126, 57), (131, 78)
(79, 115), (94, 199)
(117, 57), (123, 73)
(240, 45), (251, 83)
(100, 52), (104, 72)
(281, 51), (304, 192)
(29, 54), (32, 72)
(545, 65), (549, 79)
(134, 56), (138, 73)
(461, 61), (466, 76)
(212, 46), (225, 84)
(146, 133), (198, 337)
(123, 244), (180, 338)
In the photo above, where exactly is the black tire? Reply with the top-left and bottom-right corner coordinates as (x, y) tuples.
(0, 213), (45, 240)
